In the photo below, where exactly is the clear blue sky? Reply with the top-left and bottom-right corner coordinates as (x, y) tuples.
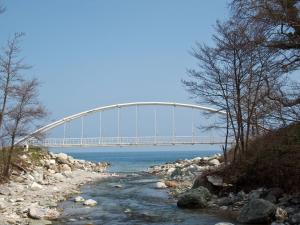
(0, 0), (229, 121)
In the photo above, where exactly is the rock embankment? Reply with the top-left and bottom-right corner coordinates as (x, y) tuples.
(149, 154), (300, 225)
(0, 152), (112, 225)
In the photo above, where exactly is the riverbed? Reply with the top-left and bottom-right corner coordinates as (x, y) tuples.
(53, 172), (237, 225)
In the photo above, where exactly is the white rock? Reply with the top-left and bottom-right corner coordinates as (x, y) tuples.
(48, 169), (56, 174)
(0, 199), (7, 210)
(60, 164), (72, 172)
(209, 159), (220, 166)
(167, 167), (176, 175)
(154, 181), (167, 189)
(63, 171), (73, 178)
(83, 199), (97, 206)
(31, 182), (43, 190)
(45, 159), (56, 166)
(57, 153), (68, 160)
(28, 206), (45, 219)
(53, 173), (65, 181)
(20, 154), (28, 160)
(74, 196), (85, 202)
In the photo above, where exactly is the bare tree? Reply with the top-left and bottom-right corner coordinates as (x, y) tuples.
(2, 79), (46, 177)
(0, 33), (29, 129)
(231, 0), (300, 108)
(183, 20), (285, 161)
(0, 34), (46, 178)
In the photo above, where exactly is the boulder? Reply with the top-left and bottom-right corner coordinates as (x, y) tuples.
(154, 182), (167, 189)
(264, 188), (283, 203)
(208, 159), (220, 166)
(164, 180), (178, 188)
(207, 175), (223, 186)
(249, 188), (264, 200)
(59, 164), (72, 173)
(83, 199), (97, 206)
(56, 153), (69, 164)
(177, 186), (212, 209)
(237, 199), (276, 224)
(290, 213), (300, 225)
(28, 206), (45, 219)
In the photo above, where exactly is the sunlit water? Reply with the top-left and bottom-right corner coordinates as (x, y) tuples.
(52, 149), (240, 225)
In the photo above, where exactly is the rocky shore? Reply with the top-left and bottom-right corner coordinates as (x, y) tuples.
(0, 151), (112, 225)
(149, 154), (300, 225)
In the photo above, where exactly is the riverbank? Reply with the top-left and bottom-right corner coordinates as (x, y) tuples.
(149, 154), (300, 225)
(0, 151), (112, 225)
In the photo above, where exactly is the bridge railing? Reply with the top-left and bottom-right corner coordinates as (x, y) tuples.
(27, 136), (229, 147)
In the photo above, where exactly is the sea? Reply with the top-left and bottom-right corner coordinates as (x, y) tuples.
(52, 146), (222, 172)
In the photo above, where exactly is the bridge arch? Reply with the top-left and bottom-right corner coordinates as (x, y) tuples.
(16, 102), (226, 147)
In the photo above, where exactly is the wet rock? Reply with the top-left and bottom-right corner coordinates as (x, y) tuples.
(177, 186), (212, 209)
(264, 188), (284, 204)
(248, 188), (264, 200)
(237, 199), (276, 224)
(290, 213), (300, 225)
(154, 182), (167, 189)
(74, 196), (85, 202)
(83, 199), (97, 206)
(164, 180), (178, 188)
(207, 175), (223, 186)
(44, 208), (60, 220)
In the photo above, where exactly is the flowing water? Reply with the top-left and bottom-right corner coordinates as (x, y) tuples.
(52, 149), (239, 225)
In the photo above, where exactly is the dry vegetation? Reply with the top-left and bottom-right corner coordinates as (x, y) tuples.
(219, 122), (300, 193)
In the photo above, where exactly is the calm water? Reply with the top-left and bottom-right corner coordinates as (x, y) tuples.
(53, 149), (240, 225)
(62, 149), (221, 172)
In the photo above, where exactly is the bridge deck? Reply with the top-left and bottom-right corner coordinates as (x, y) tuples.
(27, 136), (229, 148)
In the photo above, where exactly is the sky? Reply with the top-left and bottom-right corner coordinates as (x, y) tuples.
(0, 1), (230, 151)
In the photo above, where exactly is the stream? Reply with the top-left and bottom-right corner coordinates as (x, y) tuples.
(53, 172), (237, 225)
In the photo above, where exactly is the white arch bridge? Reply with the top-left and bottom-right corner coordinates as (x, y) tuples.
(16, 102), (228, 148)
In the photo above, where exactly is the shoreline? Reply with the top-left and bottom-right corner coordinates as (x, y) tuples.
(149, 154), (300, 225)
(0, 151), (114, 225)
(1, 151), (299, 225)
